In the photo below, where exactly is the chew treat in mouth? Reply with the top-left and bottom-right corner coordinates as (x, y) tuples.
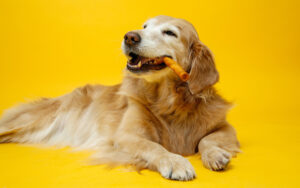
(158, 57), (190, 82)
(127, 53), (189, 81)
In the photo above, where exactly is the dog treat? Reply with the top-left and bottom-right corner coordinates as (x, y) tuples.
(157, 57), (189, 81)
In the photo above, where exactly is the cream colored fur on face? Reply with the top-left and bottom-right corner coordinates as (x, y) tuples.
(0, 16), (240, 181)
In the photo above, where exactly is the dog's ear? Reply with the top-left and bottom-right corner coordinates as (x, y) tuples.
(187, 41), (219, 95)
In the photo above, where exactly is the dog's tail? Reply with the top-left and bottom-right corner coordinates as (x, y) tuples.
(0, 98), (61, 143)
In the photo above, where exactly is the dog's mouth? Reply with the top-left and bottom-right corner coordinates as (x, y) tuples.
(126, 52), (167, 73)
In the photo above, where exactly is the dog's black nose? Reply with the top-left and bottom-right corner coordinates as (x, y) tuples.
(124, 32), (141, 46)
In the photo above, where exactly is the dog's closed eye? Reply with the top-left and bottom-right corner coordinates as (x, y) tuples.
(162, 30), (177, 38)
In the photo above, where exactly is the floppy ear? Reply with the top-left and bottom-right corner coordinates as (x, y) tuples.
(187, 41), (219, 95)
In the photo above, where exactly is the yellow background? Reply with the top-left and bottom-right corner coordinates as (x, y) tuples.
(0, 0), (299, 187)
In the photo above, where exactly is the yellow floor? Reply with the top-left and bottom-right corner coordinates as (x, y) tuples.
(1, 122), (299, 188)
(0, 0), (300, 187)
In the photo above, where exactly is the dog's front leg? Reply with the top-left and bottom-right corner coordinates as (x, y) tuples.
(198, 121), (240, 171)
(114, 100), (196, 181)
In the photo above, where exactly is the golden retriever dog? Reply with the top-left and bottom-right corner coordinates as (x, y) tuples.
(0, 15), (240, 181)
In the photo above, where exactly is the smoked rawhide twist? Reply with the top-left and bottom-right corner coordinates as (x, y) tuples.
(155, 57), (189, 81)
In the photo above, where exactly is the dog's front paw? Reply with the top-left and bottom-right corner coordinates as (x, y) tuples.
(156, 153), (196, 181)
(201, 146), (231, 171)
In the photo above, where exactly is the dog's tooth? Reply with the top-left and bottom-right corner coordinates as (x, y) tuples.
(137, 61), (142, 68)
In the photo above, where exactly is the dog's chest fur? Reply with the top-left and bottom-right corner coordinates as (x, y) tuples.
(120, 77), (230, 155)
(150, 89), (210, 155)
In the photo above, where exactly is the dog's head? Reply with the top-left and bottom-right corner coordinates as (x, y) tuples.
(122, 15), (219, 94)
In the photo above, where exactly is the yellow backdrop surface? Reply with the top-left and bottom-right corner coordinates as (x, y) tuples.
(0, 0), (299, 187)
